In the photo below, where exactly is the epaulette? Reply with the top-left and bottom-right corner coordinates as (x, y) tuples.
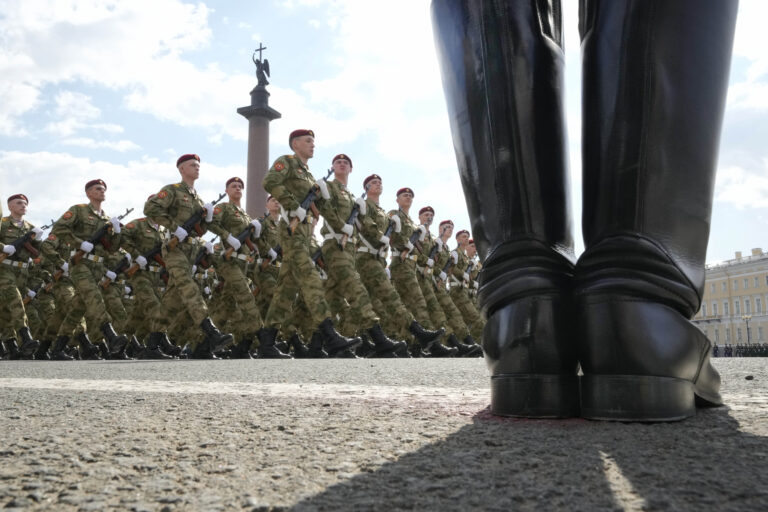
(172, 183), (180, 188)
(286, 155), (295, 160)
(77, 204), (88, 207)
(1, 216), (9, 221)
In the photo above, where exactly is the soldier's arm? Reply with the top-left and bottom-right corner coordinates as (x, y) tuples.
(51, 206), (81, 247)
(263, 156), (300, 212)
(358, 208), (382, 247)
(387, 210), (408, 251)
(41, 235), (66, 269)
(120, 220), (141, 258)
(315, 183), (347, 233)
(144, 186), (177, 231)
(206, 205), (232, 244)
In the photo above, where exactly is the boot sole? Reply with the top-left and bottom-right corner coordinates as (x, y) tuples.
(491, 374), (580, 418)
(581, 375), (696, 422)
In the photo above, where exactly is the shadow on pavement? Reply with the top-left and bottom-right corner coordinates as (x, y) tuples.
(290, 405), (768, 511)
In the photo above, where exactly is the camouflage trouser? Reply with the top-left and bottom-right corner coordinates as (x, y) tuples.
(389, 257), (432, 330)
(161, 244), (208, 326)
(450, 285), (485, 341)
(216, 258), (262, 339)
(52, 279), (85, 341)
(29, 289), (56, 339)
(417, 270), (448, 335)
(253, 264), (279, 322)
(69, 260), (111, 337)
(126, 271), (165, 334)
(0, 266), (27, 331)
(322, 241), (378, 334)
(101, 282), (127, 333)
(356, 252), (414, 339)
(434, 281), (470, 339)
(290, 291), (317, 341)
(264, 221), (331, 329)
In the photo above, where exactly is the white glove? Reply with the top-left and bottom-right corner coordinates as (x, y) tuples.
(27, 290), (36, 299)
(267, 248), (277, 261)
(379, 235), (390, 246)
(125, 286), (132, 294)
(2, 245), (15, 256)
(191, 265), (197, 274)
(439, 271), (447, 281)
(385, 267), (391, 279)
(136, 255), (148, 269)
(463, 272), (470, 281)
(391, 215), (401, 233)
(405, 241), (414, 252)
(205, 241), (215, 254)
(355, 196), (367, 215)
(226, 234), (241, 250)
(105, 270), (117, 281)
(60, 262), (68, 273)
(250, 219), (262, 238)
(417, 225), (427, 241)
(32, 227), (44, 238)
(435, 238), (444, 249)
(203, 203), (214, 223)
(80, 241), (94, 253)
(317, 179), (330, 200)
(174, 226), (188, 242)
(473, 281), (479, 290)
(204, 286), (211, 295)
(109, 217), (121, 234)
(341, 224), (354, 237)
(427, 258), (434, 268)
(290, 206), (307, 222)
(450, 251), (459, 264)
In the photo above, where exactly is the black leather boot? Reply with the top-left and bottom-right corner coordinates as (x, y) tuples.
(256, 328), (291, 359)
(148, 331), (181, 357)
(0, 340), (7, 359)
(100, 322), (128, 355)
(96, 340), (111, 360)
(287, 333), (311, 358)
(77, 332), (102, 360)
(229, 336), (255, 359)
(463, 335), (483, 357)
(307, 331), (329, 358)
(446, 333), (477, 358)
(139, 334), (173, 359)
(50, 336), (74, 361)
(318, 318), (361, 357)
(428, 341), (459, 358)
(34, 338), (52, 360)
(408, 321), (443, 351)
(17, 327), (40, 358)
(355, 332), (376, 358)
(199, 317), (233, 355)
(575, 0), (738, 421)
(367, 324), (406, 356)
(432, 0), (578, 417)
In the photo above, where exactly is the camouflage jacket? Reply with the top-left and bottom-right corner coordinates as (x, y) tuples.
(51, 203), (120, 262)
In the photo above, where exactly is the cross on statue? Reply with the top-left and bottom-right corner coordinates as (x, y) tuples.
(253, 43), (271, 87)
(255, 43), (267, 61)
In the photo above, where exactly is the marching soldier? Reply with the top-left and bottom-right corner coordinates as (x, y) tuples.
(252, 196), (282, 322)
(0, 194), (42, 359)
(51, 179), (130, 358)
(144, 154), (233, 359)
(450, 230), (486, 343)
(261, 129), (361, 356)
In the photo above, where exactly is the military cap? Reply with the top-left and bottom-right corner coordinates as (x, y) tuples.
(177, 154), (200, 167)
(266, 195), (274, 202)
(439, 220), (454, 228)
(332, 153), (353, 167)
(226, 177), (244, 187)
(419, 206), (434, 215)
(289, 129), (314, 147)
(363, 174), (381, 189)
(85, 179), (107, 191)
(468, 238), (475, 244)
(455, 229), (470, 239)
(7, 194), (28, 204)
(396, 187), (414, 197)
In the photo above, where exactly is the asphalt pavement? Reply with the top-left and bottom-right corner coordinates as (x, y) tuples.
(0, 358), (766, 511)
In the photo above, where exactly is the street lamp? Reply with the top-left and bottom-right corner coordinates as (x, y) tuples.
(742, 314), (752, 345)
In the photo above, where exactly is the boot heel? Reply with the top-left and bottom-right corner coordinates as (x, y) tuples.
(491, 374), (580, 418)
(581, 375), (695, 422)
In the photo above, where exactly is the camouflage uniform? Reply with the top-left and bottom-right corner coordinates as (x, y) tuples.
(429, 236), (471, 340)
(40, 234), (83, 343)
(415, 228), (450, 336)
(449, 246), (485, 341)
(251, 214), (282, 321)
(99, 250), (130, 333)
(0, 215), (40, 332)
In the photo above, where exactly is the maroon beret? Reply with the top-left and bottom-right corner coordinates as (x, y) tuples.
(419, 206), (434, 216)
(226, 177), (244, 187)
(85, 179), (106, 192)
(332, 154), (352, 167)
(363, 174), (381, 190)
(266, 195), (275, 202)
(7, 194), (28, 204)
(439, 220), (454, 228)
(455, 229), (470, 239)
(289, 129), (314, 147)
(468, 239), (475, 245)
(176, 154), (200, 167)
(396, 187), (414, 197)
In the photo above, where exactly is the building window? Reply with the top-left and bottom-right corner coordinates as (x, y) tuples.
(735, 300), (741, 315)
(744, 278), (749, 289)
(713, 302), (719, 316)
(724, 282), (728, 292)
(755, 277), (760, 288)
(759, 327), (764, 341)
(701, 303), (707, 317)
(724, 302), (730, 316)
(757, 298), (762, 314)
(738, 328), (743, 342)
(745, 298), (751, 314)
(726, 328), (731, 342)
(715, 329), (720, 343)
(711, 283), (716, 293)
(734, 280), (739, 291)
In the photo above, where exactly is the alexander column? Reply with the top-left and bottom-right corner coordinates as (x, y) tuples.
(238, 44), (281, 217)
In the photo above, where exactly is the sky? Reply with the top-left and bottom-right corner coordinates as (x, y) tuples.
(1, 0), (767, 264)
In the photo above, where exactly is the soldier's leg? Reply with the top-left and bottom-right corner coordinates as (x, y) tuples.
(451, 287), (485, 342)
(101, 283), (128, 333)
(390, 261), (432, 329)
(357, 253), (414, 340)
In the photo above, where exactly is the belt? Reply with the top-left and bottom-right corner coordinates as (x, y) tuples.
(147, 264), (163, 273)
(1, 259), (28, 269)
(357, 246), (379, 255)
(406, 254), (417, 262)
(69, 250), (104, 263)
(449, 276), (465, 288)
(235, 253), (252, 262)
(157, 287), (166, 293)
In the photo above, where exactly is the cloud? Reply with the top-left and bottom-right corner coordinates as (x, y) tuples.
(715, 161), (768, 210)
(60, 137), (140, 152)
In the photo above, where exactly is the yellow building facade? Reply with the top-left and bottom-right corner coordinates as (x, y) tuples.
(694, 248), (768, 346)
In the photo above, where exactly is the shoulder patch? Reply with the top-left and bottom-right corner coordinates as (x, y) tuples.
(62, 211), (74, 220)
(274, 162), (285, 171)
(47, 234), (57, 241)
(213, 207), (222, 215)
(157, 190), (169, 199)
(126, 222), (135, 229)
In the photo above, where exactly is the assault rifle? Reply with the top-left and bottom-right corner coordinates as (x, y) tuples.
(260, 244), (281, 270)
(167, 192), (226, 250)
(422, 225), (450, 277)
(22, 281), (49, 305)
(191, 236), (218, 272)
(399, 225), (425, 261)
(223, 223), (258, 261)
(311, 247), (325, 269)
(0, 219), (54, 264)
(124, 243), (165, 278)
(71, 208), (133, 265)
(339, 192), (366, 249)
(289, 168), (333, 235)
(99, 254), (133, 289)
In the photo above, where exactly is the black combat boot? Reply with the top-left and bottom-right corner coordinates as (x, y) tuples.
(0, 340), (7, 360)
(100, 322), (129, 355)
(409, 344), (427, 358)
(408, 321), (443, 351)
(199, 317), (233, 355)
(34, 339), (52, 360)
(354, 332), (376, 358)
(463, 335), (483, 357)
(137, 334), (173, 360)
(229, 336), (254, 359)
(17, 327), (40, 358)
(191, 338), (218, 359)
(367, 324), (406, 356)
(5, 338), (21, 360)
(333, 348), (359, 359)
(50, 336), (74, 361)
(287, 333), (311, 358)
(446, 333), (478, 358)
(433, 0), (578, 417)
(307, 331), (329, 358)
(148, 331), (181, 357)
(77, 332), (102, 360)
(256, 328), (291, 359)
(96, 340), (110, 360)
(575, 0), (737, 421)
(318, 318), (361, 357)
(428, 341), (459, 358)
